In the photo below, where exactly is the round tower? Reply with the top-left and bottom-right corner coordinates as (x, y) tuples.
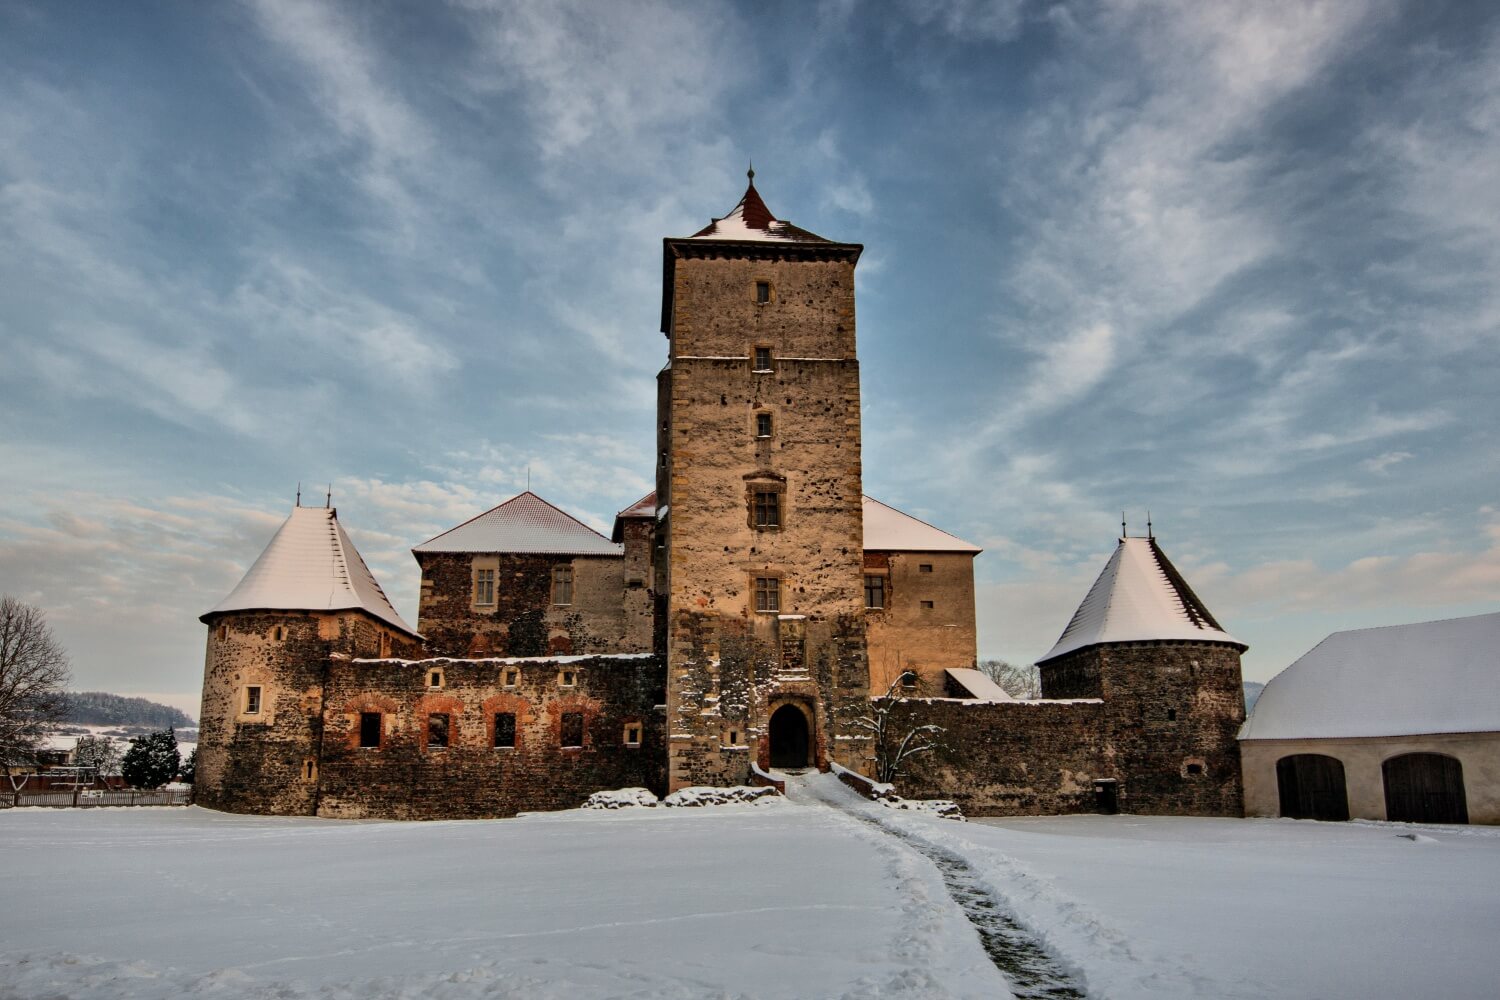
(196, 504), (420, 814)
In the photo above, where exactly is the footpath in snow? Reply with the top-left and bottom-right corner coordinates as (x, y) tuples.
(4, 775), (1499, 999)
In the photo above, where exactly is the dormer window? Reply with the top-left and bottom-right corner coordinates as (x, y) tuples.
(753, 346), (773, 372)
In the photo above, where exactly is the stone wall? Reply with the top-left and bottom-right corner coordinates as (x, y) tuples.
(887, 698), (1111, 816)
(316, 653), (666, 819)
(619, 518), (656, 652)
(415, 552), (634, 659)
(865, 550), (978, 696)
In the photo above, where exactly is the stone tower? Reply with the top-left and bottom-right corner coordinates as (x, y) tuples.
(1036, 532), (1247, 815)
(657, 172), (871, 790)
(196, 504), (421, 814)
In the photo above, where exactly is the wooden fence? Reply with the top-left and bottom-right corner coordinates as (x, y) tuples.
(4, 787), (193, 808)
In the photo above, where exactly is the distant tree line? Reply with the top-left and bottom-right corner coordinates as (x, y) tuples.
(62, 692), (194, 729)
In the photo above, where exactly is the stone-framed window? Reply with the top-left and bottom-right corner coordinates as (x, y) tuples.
(359, 711), (382, 749)
(723, 726), (742, 748)
(754, 576), (781, 613)
(303, 759), (317, 781)
(755, 411), (774, 438)
(502, 667), (519, 687)
(558, 668), (578, 688)
(552, 564), (573, 606)
(755, 280), (771, 304)
(272, 625), (286, 641)
(864, 575), (886, 610)
(217, 624), (228, 641)
(560, 711), (584, 749)
(244, 685), (262, 715)
(623, 721), (642, 747)
(474, 567), (496, 606)
(753, 345), (774, 372)
(427, 667), (444, 690)
(427, 713), (450, 750)
(493, 712), (516, 749)
(752, 490), (780, 529)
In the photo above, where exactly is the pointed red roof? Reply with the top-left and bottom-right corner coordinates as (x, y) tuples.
(689, 171), (831, 243)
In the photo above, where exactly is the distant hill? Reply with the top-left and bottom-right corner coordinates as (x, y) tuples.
(63, 692), (194, 728)
(1243, 681), (1266, 713)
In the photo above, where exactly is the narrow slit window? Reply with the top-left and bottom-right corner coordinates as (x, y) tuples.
(864, 575), (885, 609)
(552, 565), (573, 606)
(245, 686), (262, 715)
(493, 712), (516, 749)
(427, 713), (450, 749)
(753, 346), (773, 371)
(503, 668), (519, 687)
(359, 712), (382, 748)
(753, 490), (780, 529)
(754, 577), (780, 613)
(561, 711), (584, 748)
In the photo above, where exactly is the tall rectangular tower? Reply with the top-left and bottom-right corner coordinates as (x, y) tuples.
(657, 173), (871, 790)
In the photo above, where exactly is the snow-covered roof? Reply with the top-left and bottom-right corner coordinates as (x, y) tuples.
(862, 496), (981, 554)
(611, 491), (656, 542)
(944, 668), (1015, 703)
(688, 173), (831, 243)
(203, 506), (417, 636)
(414, 491), (622, 557)
(1037, 536), (1243, 664)
(1240, 611), (1500, 741)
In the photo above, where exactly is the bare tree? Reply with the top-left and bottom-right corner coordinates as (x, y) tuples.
(0, 596), (72, 767)
(848, 674), (946, 784)
(979, 658), (1042, 700)
(73, 734), (122, 776)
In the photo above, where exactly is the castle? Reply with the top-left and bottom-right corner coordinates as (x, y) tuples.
(196, 174), (1247, 819)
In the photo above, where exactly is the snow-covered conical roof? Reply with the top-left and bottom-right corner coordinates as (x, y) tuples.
(414, 491), (621, 556)
(688, 172), (832, 243)
(203, 505), (417, 636)
(1037, 536), (1243, 664)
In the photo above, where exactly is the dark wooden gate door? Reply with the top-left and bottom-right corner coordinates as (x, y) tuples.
(769, 705), (810, 769)
(1276, 754), (1349, 821)
(1383, 753), (1468, 824)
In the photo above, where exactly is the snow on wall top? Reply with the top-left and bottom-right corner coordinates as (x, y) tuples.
(414, 491), (621, 557)
(862, 496), (982, 554)
(1240, 611), (1500, 741)
(944, 668), (1015, 702)
(204, 506), (417, 636)
(688, 175), (831, 243)
(1038, 536), (1242, 664)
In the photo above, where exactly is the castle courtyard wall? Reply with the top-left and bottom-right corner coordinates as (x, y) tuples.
(864, 550), (978, 696)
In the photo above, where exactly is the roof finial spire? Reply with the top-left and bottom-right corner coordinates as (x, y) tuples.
(1146, 510), (1154, 539)
(325, 484), (331, 509)
(1121, 511), (1127, 539)
(296, 482), (301, 507)
(747, 160), (755, 183)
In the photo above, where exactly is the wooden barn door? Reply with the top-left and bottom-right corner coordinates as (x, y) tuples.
(1383, 753), (1468, 824)
(1276, 754), (1350, 821)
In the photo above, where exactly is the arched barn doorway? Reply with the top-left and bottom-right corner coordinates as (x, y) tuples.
(1276, 754), (1349, 821)
(1383, 753), (1468, 824)
(769, 704), (811, 769)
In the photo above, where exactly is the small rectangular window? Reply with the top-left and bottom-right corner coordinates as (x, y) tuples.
(429, 670), (442, 688)
(559, 669), (577, 687)
(427, 713), (450, 749)
(474, 568), (496, 605)
(901, 670), (918, 688)
(359, 712), (381, 748)
(552, 564), (573, 606)
(756, 412), (773, 438)
(755, 281), (770, 303)
(753, 346), (773, 371)
(1186, 763), (1204, 776)
(623, 723), (642, 746)
(753, 490), (780, 529)
(919, 563), (933, 573)
(920, 600), (935, 609)
(864, 575), (885, 609)
(494, 712), (516, 749)
(755, 577), (781, 613)
(561, 711), (584, 748)
(503, 668), (519, 687)
(245, 686), (262, 715)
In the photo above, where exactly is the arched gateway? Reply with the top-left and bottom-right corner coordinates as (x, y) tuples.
(769, 704), (811, 769)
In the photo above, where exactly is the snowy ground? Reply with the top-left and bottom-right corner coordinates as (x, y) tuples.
(3, 775), (1497, 1000)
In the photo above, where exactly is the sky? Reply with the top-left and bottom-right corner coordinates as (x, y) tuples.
(1, 0), (1497, 717)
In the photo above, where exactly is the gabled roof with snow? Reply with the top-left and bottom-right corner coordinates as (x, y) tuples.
(1037, 536), (1243, 664)
(203, 506), (417, 636)
(611, 491), (656, 542)
(863, 496), (982, 554)
(1240, 612), (1500, 741)
(414, 492), (621, 557)
(688, 173), (832, 243)
(944, 668), (1015, 703)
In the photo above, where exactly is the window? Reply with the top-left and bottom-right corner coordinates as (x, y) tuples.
(552, 565), (573, 606)
(754, 577), (780, 613)
(864, 575), (886, 609)
(753, 346), (773, 371)
(1167, 709), (1177, 722)
(245, 686), (262, 715)
(920, 600), (934, 610)
(429, 670), (442, 689)
(474, 568), (495, 605)
(919, 563), (933, 574)
(1186, 763), (1204, 776)
(753, 490), (780, 529)
(493, 712), (516, 749)
(427, 713), (450, 749)
(559, 669), (577, 687)
(218, 624), (228, 640)
(560, 711), (584, 748)
(272, 625), (285, 641)
(623, 723), (642, 746)
(901, 671), (918, 689)
(359, 712), (382, 748)
(755, 281), (770, 303)
(727, 729), (740, 746)
(503, 668), (519, 687)
(304, 760), (316, 781)
(756, 412), (774, 438)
